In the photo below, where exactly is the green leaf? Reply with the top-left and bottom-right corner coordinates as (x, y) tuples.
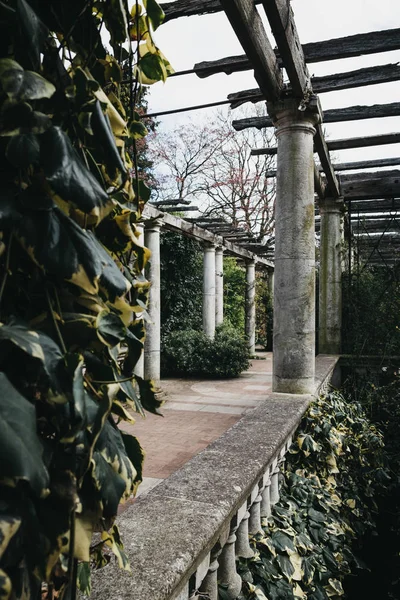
(144, 0), (165, 30)
(276, 553), (295, 582)
(129, 119), (148, 140)
(6, 133), (40, 167)
(77, 562), (91, 596)
(16, 0), (48, 70)
(0, 569), (11, 600)
(40, 127), (112, 223)
(121, 432), (144, 493)
(0, 515), (21, 559)
(137, 51), (166, 84)
(0, 59), (55, 100)
(0, 101), (52, 136)
(270, 530), (296, 555)
(136, 376), (163, 415)
(91, 100), (125, 175)
(0, 373), (49, 495)
(0, 320), (65, 402)
(101, 524), (130, 571)
(92, 450), (126, 518)
(96, 310), (127, 347)
(102, 0), (128, 52)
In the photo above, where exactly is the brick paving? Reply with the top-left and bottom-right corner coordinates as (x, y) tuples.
(120, 352), (273, 491)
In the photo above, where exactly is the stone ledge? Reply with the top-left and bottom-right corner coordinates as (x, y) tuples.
(90, 355), (339, 600)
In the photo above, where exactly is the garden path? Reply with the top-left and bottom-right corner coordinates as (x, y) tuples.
(120, 352), (273, 503)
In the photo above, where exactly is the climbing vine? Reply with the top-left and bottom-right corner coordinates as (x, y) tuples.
(238, 391), (390, 600)
(0, 1), (171, 598)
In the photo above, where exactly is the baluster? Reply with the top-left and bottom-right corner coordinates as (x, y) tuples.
(172, 583), (189, 600)
(260, 466), (272, 519)
(248, 481), (263, 535)
(199, 543), (222, 600)
(270, 456), (280, 506)
(218, 519), (242, 599)
(235, 501), (254, 559)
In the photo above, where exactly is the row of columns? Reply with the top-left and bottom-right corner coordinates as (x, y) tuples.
(140, 225), (262, 382)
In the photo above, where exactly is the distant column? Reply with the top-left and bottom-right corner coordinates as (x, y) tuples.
(267, 269), (274, 302)
(134, 222), (145, 378)
(245, 259), (256, 355)
(268, 96), (321, 394)
(203, 243), (216, 338)
(319, 197), (344, 354)
(144, 218), (162, 381)
(215, 247), (224, 327)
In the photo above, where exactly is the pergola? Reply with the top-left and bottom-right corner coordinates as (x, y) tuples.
(138, 0), (400, 395)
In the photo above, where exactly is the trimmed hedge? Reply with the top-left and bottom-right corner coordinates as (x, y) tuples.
(162, 323), (250, 378)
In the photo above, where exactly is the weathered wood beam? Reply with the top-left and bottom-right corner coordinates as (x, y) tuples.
(269, 157), (400, 178)
(346, 198), (400, 212)
(261, 0), (309, 99)
(162, 205), (199, 212)
(192, 29), (400, 77)
(228, 64), (400, 107)
(314, 123), (340, 198)
(233, 102), (400, 131)
(161, 0), (263, 21)
(252, 133), (400, 156)
(219, 0), (282, 101)
(340, 170), (400, 200)
(314, 162), (326, 200)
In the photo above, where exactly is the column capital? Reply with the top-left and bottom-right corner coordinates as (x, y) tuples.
(144, 217), (163, 232)
(318, 196), (345, 214)
(267, 94), (322, 134)
(203, 241), (216, 251)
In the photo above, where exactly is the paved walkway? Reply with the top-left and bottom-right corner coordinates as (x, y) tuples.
(120, 352), (273, 498)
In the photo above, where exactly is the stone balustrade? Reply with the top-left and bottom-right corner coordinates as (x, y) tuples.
(91, 356), (339, 600)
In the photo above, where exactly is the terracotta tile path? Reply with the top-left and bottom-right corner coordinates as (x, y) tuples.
(120, 352), (273, 501)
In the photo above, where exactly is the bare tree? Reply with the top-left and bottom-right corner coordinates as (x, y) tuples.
(148, 108), (276, 238)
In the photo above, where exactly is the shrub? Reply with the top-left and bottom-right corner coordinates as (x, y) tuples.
(162, 323), (250, 378)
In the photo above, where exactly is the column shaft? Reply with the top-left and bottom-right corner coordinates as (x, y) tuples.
(268, 98), (321, 394)
(144, 220), (162, 381)
(215, 247), (224, 326)
(203, 244), (216, 338)
(245, 260), (256, 355)
(319, 198), (343, 354)
(134, 223), (145, 379)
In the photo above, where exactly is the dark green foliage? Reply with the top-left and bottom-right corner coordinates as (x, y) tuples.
(241, 391), (390, 600)
(160, 232), (203, 335)
(0, 0), (171, 598)
(162, 323), (250, 378)
(223, 257), (245, 331)
(255, 272), (273, 351)
(342, 267), (400, 356)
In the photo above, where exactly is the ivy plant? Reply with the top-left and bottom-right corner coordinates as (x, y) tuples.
(0, 1), (172, 599)
(239, 391), (390, 600)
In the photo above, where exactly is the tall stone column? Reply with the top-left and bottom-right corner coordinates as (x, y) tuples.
(144, 218), (162, 381)
(203, 243), (216, 338)
(215, 247), (224, 327)
(245, 259), (256, 355)
(268, 97), (321, 394)
(134, 222), (145, 379)
(319, 197), (344, 354)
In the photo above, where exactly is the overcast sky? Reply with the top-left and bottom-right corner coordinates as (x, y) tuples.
(147, 0), (400, 166)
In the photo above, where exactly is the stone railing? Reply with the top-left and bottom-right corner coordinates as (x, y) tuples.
(91, 356), (339, 600)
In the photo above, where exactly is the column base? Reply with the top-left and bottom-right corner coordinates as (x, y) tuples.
(273, 376), (314, 395)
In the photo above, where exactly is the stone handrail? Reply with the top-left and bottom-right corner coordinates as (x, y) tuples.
(91, 355), (339, 600)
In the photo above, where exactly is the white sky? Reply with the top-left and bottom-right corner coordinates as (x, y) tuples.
(147, 0), (400, 166)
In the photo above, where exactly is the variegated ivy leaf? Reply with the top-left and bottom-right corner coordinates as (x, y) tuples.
(101, 524), (130, 571)
(0, 516), (21, 559)
(0, 59), (55, 100)
(0, 568), (11, 600)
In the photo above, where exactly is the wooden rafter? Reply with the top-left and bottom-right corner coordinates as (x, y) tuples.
(228, 64), (400, 108)
(218, 0), (282, 100)
(340, 170), (400, 200)
(192, 28), (400, 77)
(232, 102), (400, 131)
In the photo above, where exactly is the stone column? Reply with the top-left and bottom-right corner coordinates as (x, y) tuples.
(203, 243), (216, 339)
(268, 97), (321, 394)
(245, 259), (256, 355)
(215, 246), (224, 327)
(318, 198), (344, 355)
(134, 222), (145, 379)
(144, 218), (162, 381)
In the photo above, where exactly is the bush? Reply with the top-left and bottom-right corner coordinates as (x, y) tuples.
(162, 323), (250, 378)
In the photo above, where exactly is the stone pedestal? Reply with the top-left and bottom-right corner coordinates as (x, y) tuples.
(268, 97), (321, 394)
(203, 243), (216, 339)
(144, 219), (162, 381)
(319, 198), (344, 355)
(215, 247), (224, 327)
(245, 259), (256, 355)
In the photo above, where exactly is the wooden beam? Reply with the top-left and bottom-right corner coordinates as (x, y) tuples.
(314, 123), (340, 198)
(252, 133), (400, 156)
(340, 170), (400, 200)
(192, 28), (400, 77)
(314, 162), (326, 200)
(162, 205), (199, 212)
(228, 64), (400, 107)
(161, 0), (263, 21)
(232, 102), (400, 131)
(269, 157), (400, 178)
(218, 0), (282, 101)
(261, 0), (309, 99)
(328, 132), (400, 152)
(346, 198), (400, 212)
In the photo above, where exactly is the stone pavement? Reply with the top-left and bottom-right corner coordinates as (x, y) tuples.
(120, 352), (273, 499)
